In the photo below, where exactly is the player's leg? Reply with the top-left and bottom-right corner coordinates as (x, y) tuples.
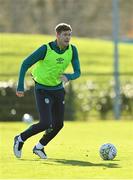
(13, 89), (53, 158)
(33, 89), (65, 159)
(20, 89), (53, 140)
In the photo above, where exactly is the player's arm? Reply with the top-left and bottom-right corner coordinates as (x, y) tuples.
(63, 45), (81, 81)
(16, 45), (47, 97)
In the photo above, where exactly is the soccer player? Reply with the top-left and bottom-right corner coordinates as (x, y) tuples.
(13, 23), (81, 159)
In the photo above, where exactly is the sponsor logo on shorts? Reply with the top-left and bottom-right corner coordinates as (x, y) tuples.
(45, 98), (49, 104)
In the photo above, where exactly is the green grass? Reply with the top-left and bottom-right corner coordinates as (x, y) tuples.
(0, 121), (133, 179)
(0, 33), (133, 83)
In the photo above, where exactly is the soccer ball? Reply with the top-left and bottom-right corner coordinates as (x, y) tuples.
(99, 143), (117, 160)
(22, 113), (33, 124)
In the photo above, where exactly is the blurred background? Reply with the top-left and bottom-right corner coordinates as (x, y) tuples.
(0, 0), (133, 38)
(0, 0), (133, 122)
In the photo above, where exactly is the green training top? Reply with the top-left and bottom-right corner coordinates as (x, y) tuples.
(32, 43), (73, 86)
(17, 40), (81, 91)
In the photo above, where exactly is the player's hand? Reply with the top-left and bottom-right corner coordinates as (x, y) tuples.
(16, 91), (24, 97)
(60, 75), (68, 84)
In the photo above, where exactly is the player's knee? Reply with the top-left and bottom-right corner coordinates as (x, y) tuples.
(38, 122), (50, 131)
(60, 123), (64, 129)
(56, 122), (64, 131)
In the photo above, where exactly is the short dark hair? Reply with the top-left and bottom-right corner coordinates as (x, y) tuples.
(55, 23), (72, 33)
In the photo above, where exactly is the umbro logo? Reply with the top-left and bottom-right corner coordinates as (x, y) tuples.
(56, 58), (64, 64)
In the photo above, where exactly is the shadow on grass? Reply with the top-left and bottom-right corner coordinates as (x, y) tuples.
(48, 158), (120, 168)
(20, 158), (120, 168)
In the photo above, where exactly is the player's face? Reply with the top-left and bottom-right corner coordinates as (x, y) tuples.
(57, 30), (72, 49)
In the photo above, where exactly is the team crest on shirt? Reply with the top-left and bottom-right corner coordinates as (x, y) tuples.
(56, 58), (64, 64)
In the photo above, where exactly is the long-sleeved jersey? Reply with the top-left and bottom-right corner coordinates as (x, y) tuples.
(17, 40), (81, 91)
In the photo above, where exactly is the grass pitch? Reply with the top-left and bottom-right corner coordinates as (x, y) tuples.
(0, 120), (133, 179)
